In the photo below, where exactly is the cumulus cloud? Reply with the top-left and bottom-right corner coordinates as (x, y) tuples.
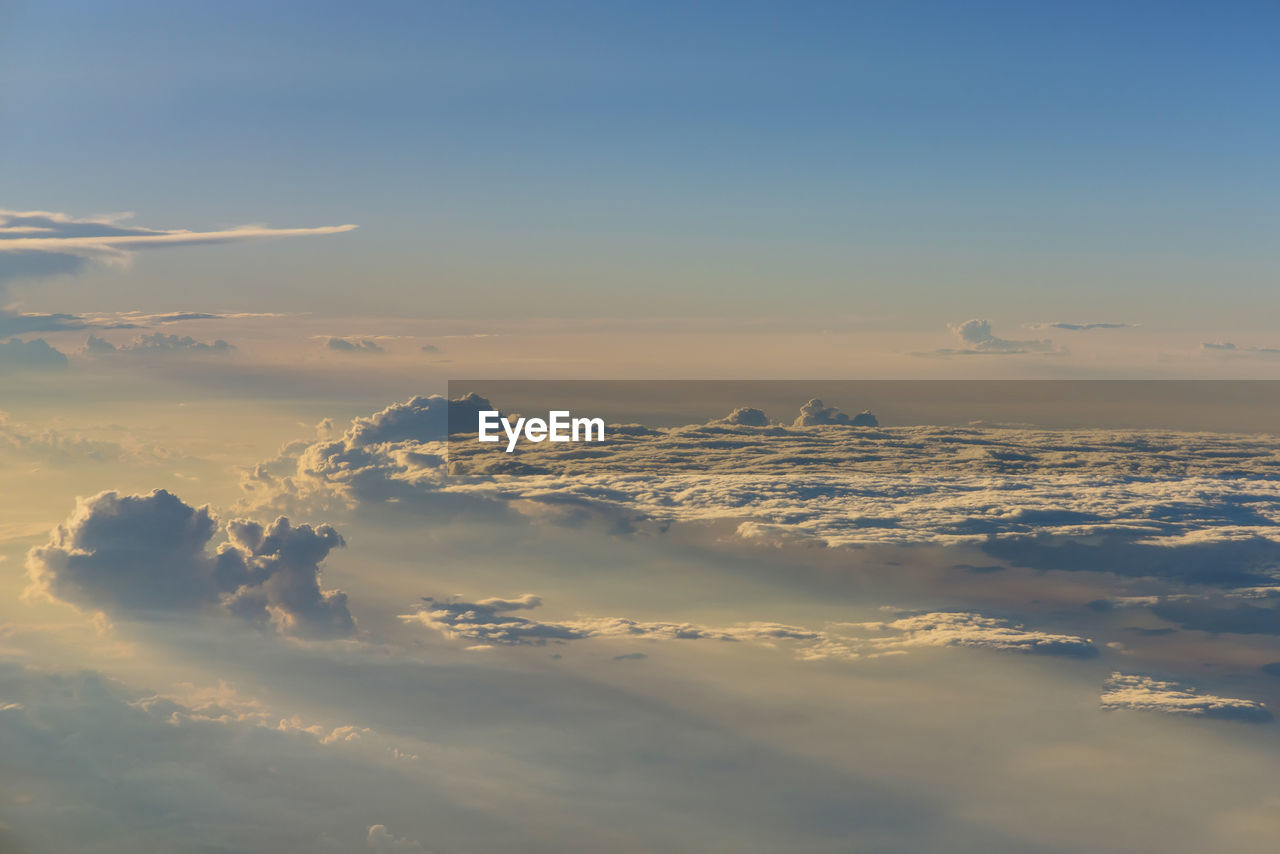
(927, 319), (1056, 356)
(0, 208), (357, 286)
(719, 407), (771, 426)
(793, 399), (878, 427)
(419, 344), (441, 354)
(26, 489), (354, 638)
(81, 331), (234, 355)
(1100, 673), (1271, 722)
(240, 394), (495, 512)
(0, 336), (68, 371)
(328, 337), (386, 354)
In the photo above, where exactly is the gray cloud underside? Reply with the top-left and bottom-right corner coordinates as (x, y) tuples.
(0, 336), (68, 370)
(327, 337), (385, 354)
(82, 332), (234, 355)
(27, 489), (354, 638)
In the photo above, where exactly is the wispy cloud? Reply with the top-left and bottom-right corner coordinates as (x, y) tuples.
(1101, 673), (1271, 722)
(0, 209), (357, 285)
(1202, 341), (1280, 358)
(1028, 321), (1139, 331)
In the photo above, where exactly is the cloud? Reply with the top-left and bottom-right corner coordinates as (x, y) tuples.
(250, 396), (1280, 586)
(793, 399), (878, 427)
(1100, 673), (1271, 722)
(239, 395), (497, 513)
(926, 319), (1056, 356)
(0, 209), (357, 285)
(0, 336), (68, 371)
(0, 309), (269, 336)
(0, 659), (452, 854)
(837, 612), (1097, 659)
(1202, 341), (1280, 357)
(81, 331), (234, 355)
(328, 337), (386, 354)
(0, 311), (138, 336)
(719, 406), (771, 427)
(368, 825), (426, 852)
(1030, 321), (1138, 331)
(403, 595), (1093, 662)
(26, 489), (354, 638)
(0, 414), (133, 464)
(419, 344), (441, 354)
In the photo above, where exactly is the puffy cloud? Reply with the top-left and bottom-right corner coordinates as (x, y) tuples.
(793, 399), (878, 427)
(720, 406), (770, 426)
(927, 319), (1056, 356)
(81, 331), (234, 355)
(1100, 673), (1271, 722)
(0, 208), (356, 286)
(0, 336), (68, 371)
(240, 395), (497, 512)
(419, 344), (441, 354)
(26, 489), (354, 638)
(328, 337), (385, 354)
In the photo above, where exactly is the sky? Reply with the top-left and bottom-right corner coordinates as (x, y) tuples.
(5, 4), (1280, 853)
(2, 0), (1278, 329)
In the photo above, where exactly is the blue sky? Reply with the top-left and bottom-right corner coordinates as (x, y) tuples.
(3, 0), (1278, 323)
